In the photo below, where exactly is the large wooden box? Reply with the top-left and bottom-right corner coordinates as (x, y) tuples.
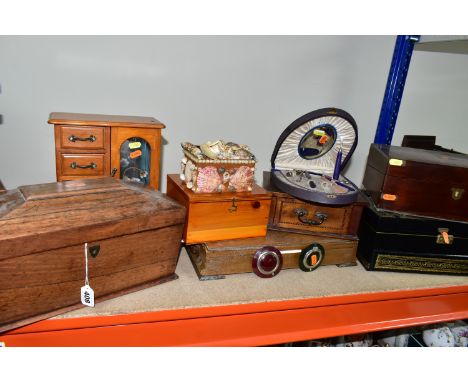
(362, 144), (468, 221)
(166, 174), (271, 244)
(357, 204), (468, 276)
(186, 230), (358, 280)
(0, 178), (186, 333)
(263, 171), (366, 237)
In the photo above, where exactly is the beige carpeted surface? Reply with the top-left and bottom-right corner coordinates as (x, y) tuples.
(55, 248), (468, 319)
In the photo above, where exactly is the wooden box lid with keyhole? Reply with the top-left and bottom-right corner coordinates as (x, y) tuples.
(263, 172), (367, 238)
(362, 144), (468, 222)
(166, 174), (271, 244)
(0, 178), (185, 333)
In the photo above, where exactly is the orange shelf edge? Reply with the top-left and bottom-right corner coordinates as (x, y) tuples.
(1, 285), (468, 346)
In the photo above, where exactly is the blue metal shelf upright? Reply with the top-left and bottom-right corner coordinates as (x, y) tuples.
(374, 35), (420, 145)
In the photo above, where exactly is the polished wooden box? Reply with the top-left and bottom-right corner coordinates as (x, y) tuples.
(186, 230), (358, 280)
(48, 112), (165, 189)
(166, 174), (271, 244)
(357, 204), (468, 276)
(263, 172), (366, 237)
(362, 144), (468, 221)
(0, 178), (185, 333)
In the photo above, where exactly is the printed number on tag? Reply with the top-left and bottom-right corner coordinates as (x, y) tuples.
(81, 285), (95, 307)
(129, 141), (141, 149)
(129, 149), (142, 159)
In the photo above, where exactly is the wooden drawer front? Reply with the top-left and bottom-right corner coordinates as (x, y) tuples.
(59, 125), (105, 149)
(61, 154), (105, 176)
(272, 197), (352, 235)
(185, 199), (271, 244)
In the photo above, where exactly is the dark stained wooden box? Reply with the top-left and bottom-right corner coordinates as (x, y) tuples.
(166, 174), (271, 244)
(263, 172), (366, 238)
(357, 204), (468, 276)
(0, 178), (186, 333)
(186, 230), (358, 280)
(362, 144), (468, 222)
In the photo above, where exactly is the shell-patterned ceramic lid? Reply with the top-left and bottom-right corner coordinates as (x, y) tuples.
(271, 107), (357, 173)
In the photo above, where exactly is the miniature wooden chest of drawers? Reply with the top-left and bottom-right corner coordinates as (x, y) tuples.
(166, 174), (271, 244)
(49, 112), (165, 189)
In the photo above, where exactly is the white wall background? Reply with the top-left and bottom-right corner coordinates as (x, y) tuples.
(0, 36), (467, 191)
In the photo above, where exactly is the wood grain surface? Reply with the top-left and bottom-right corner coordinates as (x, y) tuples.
(263, 171), (366, 237)
(49, 112), (165, 129)
(167, 174), (271, 244)
(0, 178), (185, 332)
(362, 144), (468, 221)
(187, 230), (358, 277)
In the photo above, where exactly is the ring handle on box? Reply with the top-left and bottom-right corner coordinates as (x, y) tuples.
(294, 208), (327, 226)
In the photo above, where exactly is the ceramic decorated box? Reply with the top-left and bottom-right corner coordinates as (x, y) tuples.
(180, 140), (256, 193)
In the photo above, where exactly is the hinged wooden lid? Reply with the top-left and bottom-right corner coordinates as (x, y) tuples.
(373, 144), (468, 169)
(48, 112), (165, 129)
(200, 230), (356, 251)
(0, 178), (185, 260)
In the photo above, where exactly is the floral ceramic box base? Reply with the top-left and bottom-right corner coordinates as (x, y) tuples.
(180, 140), (256, 193)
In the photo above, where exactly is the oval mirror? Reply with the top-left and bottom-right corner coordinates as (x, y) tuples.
(298, 124), (337, 159)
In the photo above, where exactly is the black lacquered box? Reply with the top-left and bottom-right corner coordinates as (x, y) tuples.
(357, 203), (468, 276)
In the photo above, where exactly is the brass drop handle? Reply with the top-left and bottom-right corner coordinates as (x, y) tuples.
(294, 208), (327, 226)
(70, 162), (97, 170)
(68, 135), (96, 142)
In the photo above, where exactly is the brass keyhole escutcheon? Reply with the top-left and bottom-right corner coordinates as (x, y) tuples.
(451, 188), (464, 201)
(228, 198), (237, 213)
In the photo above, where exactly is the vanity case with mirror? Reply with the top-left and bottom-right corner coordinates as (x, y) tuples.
(267, 108), (366, 237)
(48, 112), (165, 189)
(270, 107), (360, 205)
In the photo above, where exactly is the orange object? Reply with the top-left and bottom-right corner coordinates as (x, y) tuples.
(442, 231), (450, 244)
(382, 193), (397, 201)
(1, 285), (468, 346)
(311, 254), (317, 265)
(166, 175), (271, 244)
(129, 149), (142, 159)
(319, 135), (328, 145)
